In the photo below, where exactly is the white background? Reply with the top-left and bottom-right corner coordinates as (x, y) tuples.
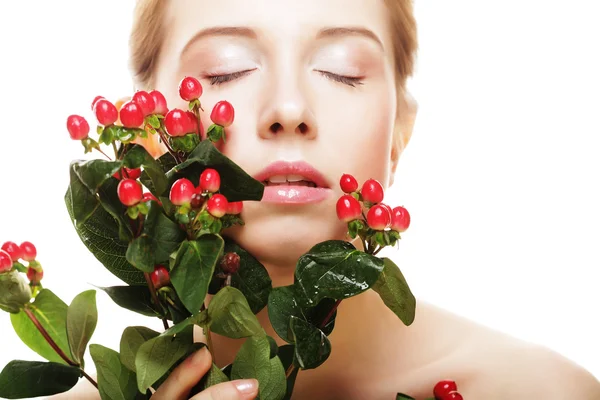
(0, 0), (598, 389)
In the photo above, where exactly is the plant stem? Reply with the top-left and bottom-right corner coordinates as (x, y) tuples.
(144, 272), (169, 331)
(24, 307), (98, 388)
(372, 246), (383, 256)
(286, 363), (296, 378)
(156, 126), (180, 163)
(319, 299), (342, 330)
(205, 326), (215, 364)
(111, 141), (119, 161)
(193, 105), (203, 140)
(94, 147), (112, 161)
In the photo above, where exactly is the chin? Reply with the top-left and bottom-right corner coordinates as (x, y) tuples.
(224, 201), (349, 268)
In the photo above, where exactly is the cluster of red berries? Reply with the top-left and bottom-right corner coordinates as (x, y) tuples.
(0, 241), (42, 285)
(116, 176), (160, 219)
(66, 76), (235, 152)
(169, 169), (242, 220)
(336, 174), (410, 250)
(433, 380), (463, 400)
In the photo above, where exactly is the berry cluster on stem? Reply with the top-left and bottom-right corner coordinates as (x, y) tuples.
(1, 241), (43, 292)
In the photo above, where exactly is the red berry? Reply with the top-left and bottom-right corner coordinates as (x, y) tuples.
(190, 192), (206, 209)
(367, 204), (391, 230)
(434, 380), (458, 399)
(117, 179), (143, 206)
(199, 169), (221, 193)
(179, 76), (203, 101)
(91, 95), (105, 111)
(94, 99), (118, 126)
(113, 167), (142, 180)
(0, 250), (12, 273)
(2, 241), (23, 262)
(119, 100), (145, 128)
(206, 194), (228, 218)
(220, 252), (240, 274)
(210, 101), (235, 127)
(185, 111), (202, 134)
(20, 241), (37, 261)
(169, 178), (195, 206)
(391, 206), (411, 232)
(336, 195), (362, 222)
(361, 179), (384, 204)
(339, 174), (358, 194)
(164, 109), (188, 137)
(27, 266), (43, 284)
(149, 90), (168, 115)
(227, 201), (243, 215)
(381, 204), (393, 219)
(132, 91), (156, 117)
(440, 393), (463, 400)
(66, 115), (90, 140)
(150, 265), (170, 289)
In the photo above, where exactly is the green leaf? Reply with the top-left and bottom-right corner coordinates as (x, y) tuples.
(96, 177), (135, 242)
(10, 289), (74, 364)
(140, 153), (178, 195)
(294, 240), (384, 307)
(98, 126), (114, 145)
(195, 363), (229, 391)
(72, 159), (122, 193)
(123, 145), (168, 195)
(135, 325), (194, 393)
(120, 326), (160, 372)
(207, 286), (264, 339)
(396, 393), (416, 400)
(98, 285), (160, 317)
(126, 236), (155, 273)
(166, 140), (264, 202)
(0, 270), (32, 313)
(372, 258), (416, 326)
(65, 184), (145, 285)
(231, 336), (286, 400)
(171, 133), (200, 152)
(171, 235), (224, 314)
(0, 360), (81, 399)
(146, 114), (161, 129)
(90, 344), (145, 400)
(67, 161), (100, 227)
(268, 286), (337, 343)
(213, 239), (272, 314)
(289, 316), (331, 370)
(160, 310), (209, 337)
(66, 290), (98, 366)
(277, 345), (299, 400)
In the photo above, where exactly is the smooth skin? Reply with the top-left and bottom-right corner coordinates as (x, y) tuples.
(53, 0), (600, 398)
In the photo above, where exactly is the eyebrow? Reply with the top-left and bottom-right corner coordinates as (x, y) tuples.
(180, 25), (383, 59)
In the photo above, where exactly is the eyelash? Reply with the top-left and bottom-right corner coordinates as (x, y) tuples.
(206, 69), (363, 87)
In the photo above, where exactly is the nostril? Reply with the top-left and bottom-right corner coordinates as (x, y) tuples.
(298, 122), (308, 134)
(269, 122), (282, 133)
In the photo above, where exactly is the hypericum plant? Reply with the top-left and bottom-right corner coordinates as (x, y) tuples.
(0, 76), (450, 400)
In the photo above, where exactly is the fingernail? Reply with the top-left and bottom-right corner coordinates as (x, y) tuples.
(235, 379), (258, 394)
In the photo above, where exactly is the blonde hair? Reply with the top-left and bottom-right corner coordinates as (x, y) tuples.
(129, 0), (418, 161)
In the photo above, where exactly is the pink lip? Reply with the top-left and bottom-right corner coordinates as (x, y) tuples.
(254, 161), (333, 204)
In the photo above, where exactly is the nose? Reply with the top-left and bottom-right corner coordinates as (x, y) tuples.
(257, 72), (317, 140)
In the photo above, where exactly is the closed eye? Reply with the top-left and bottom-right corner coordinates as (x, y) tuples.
(316, 70), (364, 87)
(206, 69), (256, 85)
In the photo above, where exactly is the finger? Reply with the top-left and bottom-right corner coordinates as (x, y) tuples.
(152, 346), (212, 400)
(192, 379), (259, 400)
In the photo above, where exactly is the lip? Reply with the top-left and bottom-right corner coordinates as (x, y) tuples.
(254, 161), (333, 204)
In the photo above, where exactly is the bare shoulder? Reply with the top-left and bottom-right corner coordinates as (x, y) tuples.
(420, 303), (600, 399)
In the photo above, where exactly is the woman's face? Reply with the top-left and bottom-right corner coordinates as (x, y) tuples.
(154, 0), (398, 269)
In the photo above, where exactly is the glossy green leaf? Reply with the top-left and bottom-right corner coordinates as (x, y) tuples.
(135, 325), (194, 392)
(372, 258), (416, 326)
(126, 236), (155, 273)
(147, 114), (161, 129)
(0, 360), (81, 399)
(98, 285), (160, 317)
(95, 177), (135, 242)
(289, 316), (331, 370)
(140, 152), (178, 195)
(212, 239), (272, 314)
(120, 326), (160, 372)
(231, 336), (286, 400)
(268, 286), (337, 343)
(396, 393), (416, 400)
(66, 183), (145, 285)
(10, 289), (74, 364)
(294, 240), (384, 307)
(208, 286), (264, 339)
(72, 159), (122, 193)
(90, 344), (145, 400)
(166, 140), (264, 202)
(66, 290), (98, 366)
(122, 145), (168, 195)
(66, 161), (100, 227)
(171, 235), (224, 314)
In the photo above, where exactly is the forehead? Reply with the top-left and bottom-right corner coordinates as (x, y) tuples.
(164, 0), (393, 55)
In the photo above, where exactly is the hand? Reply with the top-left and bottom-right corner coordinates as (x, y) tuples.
(151, 347), (259, 400)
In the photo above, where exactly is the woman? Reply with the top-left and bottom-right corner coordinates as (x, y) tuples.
(55, 0), (600, 398)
